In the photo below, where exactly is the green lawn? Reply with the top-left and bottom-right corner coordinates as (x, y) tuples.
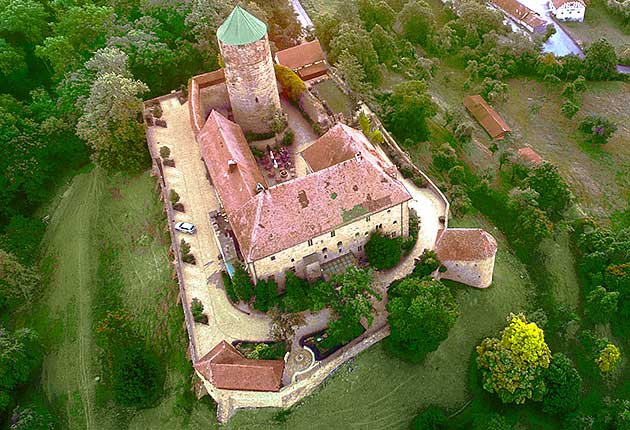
(300, 0), (344, 17)
(312, 79), (354, 118)
(28, 167), (219, 429)
(562, 0), (629, 54)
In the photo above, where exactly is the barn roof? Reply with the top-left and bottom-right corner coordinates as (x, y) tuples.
(463, 95), (512, 139)
(517, 147), (544, 164)
(276, 40), (327, 71)
(551, 0), (585, 8)
(194, 341), (284, 392)
(436, 228), (498, 261)
(217, 6), (267, 46)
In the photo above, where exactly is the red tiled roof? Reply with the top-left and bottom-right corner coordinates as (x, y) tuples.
(297, 62), (329, 80)
(236, 124), (410, 261)
(435, 228), (498, 261)
(517, 147), (544, 164)
(463, 95), (512, 139)
(198, 115), (411, 263)
(275, 40), (327, 72)
(194, 341), (284, 392)
(492, 0), (547, 31)
(198, 111), (267, 216)
(550, 0), (585, 8)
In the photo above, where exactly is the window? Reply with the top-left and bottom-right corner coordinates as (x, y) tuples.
(270, 256), (276, 261)
(291, 258), (295, 263)
(255, 97), (259, 103)
(365, 216), (371, 222)
(364, 232), (369, 236)
(358, 245), (363, 251)
(322, 247), (328, 254)
(337, 241), (343, 247)
(393, 220), (397, 224)
(308, 239), (313, 246)
(331, 230), (336, 237)
(387, 209), (391, 213)
(376, 224), (383, 230)
(355, 232), (360, 237)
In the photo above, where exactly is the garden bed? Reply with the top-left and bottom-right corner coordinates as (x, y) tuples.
(233, 341), (287, 360)
(301, 327), (365, 361)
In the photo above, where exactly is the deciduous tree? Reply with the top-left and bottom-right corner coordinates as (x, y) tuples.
(398, 1), (434, 46)
(542, 353), (582, 415)
(387, 277), (459, 363)
(476, 313), (551, 404)
(584, 38), (618, 80)
(383, 80), (437, 142)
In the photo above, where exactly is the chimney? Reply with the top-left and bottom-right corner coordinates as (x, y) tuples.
(228, 159), (237, 171)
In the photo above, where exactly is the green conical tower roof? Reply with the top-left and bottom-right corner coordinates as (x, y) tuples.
(217, 6), (267, 46)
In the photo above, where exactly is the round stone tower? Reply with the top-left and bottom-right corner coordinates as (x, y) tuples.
(217, 6), (281, 134)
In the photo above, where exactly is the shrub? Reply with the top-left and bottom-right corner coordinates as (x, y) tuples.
(190, 298), (206, 323)
(578, 115), (618, 145)
(473, 413), (514, 430)
(365, 232), (402, 270)
(232, 264), (254, 303)
(585, 286), (619, 323)
(180, 239), (195, 265)
(412, 249), (441, 278)
(411, 406), (447, 430)
(387, 277), (458, 363)
(432, 144), (458, 172)
(281, 129), (295, 146)
(10, 404), (56, 429)
(274, 64), (306, 102)
(253, 278), (279, 313)
(251, 147), (264, 158)
(281, 272), (312, 312)
(159, 146), (170, 159)
(169, 189), (180, 204)
(542, 353), (582, 415)
(1, 215), (46, 265)
(221, 271), (238, 303)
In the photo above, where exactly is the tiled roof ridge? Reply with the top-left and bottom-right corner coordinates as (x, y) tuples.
(245, 194), (265, 262)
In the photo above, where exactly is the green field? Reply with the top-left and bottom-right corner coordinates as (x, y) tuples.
(27, 168), (219, 429)
(563, 0), (629, 54)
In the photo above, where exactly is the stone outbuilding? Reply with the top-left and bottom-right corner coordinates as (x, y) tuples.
(194, 341), (285, 392)
(435, 228), (498, 288)
(517, 147), (544, 165)
(217, 6), (282, 134)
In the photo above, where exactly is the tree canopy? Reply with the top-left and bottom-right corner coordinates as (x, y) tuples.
(382, 80), (437, 143)
(386, 277), (459, 362)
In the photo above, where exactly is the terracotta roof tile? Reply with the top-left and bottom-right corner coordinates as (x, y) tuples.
(198, 111), (267, 215)
(463, 95), (512, 139)
(492, 0), (547, 31)
(275, 40), (327, 72)
(517, 147), (544, 164)
(551, 0), (585, 8)
(436, 228), (498, 261)
(194, 341), (284, 392)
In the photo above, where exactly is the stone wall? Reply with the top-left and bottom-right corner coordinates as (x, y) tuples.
(438, 255), (496, 288)
(220, 34), (281, 134)
(200, 324), (391, 422)
(248, 202), (409, 282)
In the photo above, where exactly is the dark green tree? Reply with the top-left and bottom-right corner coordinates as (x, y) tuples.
(398, 1), (435, 46)
(358, 0), (395, 30)
(253, 278), (279, 313)
(383, 80), (437, 142)
(330, 22), (381, 84)
(365, 231), (402, 270)
(10, 404), (56, 429)
(584, 38), (618, 80)
(231, 265), (254, 303)
(411, 406), (447, 430)
(524, 162), (572, 220)
(386, 278), (459, 363)
(0, 328), (40, 411)
(585, 286), (619, 324)
(542, 353), (582, 415)
(370, 24), (396, 66)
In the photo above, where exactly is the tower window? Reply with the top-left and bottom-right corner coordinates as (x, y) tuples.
(255, 97), (259, 103)
(308, 239), (313, 246)
(331, 230), (336, 237)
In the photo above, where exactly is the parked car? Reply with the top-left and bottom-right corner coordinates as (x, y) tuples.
(175, 222), (196, 234)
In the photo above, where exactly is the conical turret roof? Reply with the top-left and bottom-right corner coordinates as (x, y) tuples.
(217, 6), (267, 46)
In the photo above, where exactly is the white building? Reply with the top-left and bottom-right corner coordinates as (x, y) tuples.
(550, 0), (586, 22)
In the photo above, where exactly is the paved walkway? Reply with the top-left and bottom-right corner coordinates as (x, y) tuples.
(147, 97), (272, 357)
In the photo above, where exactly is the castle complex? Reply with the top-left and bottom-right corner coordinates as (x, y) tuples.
(146, 5), (498, 421)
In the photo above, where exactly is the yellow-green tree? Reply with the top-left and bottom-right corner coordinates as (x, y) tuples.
(595, 343), (621, 373)
(476, 313), (551, 404)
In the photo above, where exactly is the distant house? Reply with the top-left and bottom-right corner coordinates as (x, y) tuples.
(549, 0), (586, 22)
(492, 0), (548, 33)
(517, 147), (544, 165)
(274, 39), (329, 81)
(463, 95), (512, 140)
(435, 229), (498, 288)
(194, 341), (284, 392)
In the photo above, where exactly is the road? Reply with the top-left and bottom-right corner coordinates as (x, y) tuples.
(290, 0), (313, 29)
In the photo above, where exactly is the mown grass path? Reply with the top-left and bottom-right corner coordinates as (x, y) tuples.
(40, 168), (104, 430)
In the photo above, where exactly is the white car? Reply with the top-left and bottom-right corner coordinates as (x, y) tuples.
(175, 222), (196, 234)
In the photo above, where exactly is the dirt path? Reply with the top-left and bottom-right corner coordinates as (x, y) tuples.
(41, 168), (104, 430)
